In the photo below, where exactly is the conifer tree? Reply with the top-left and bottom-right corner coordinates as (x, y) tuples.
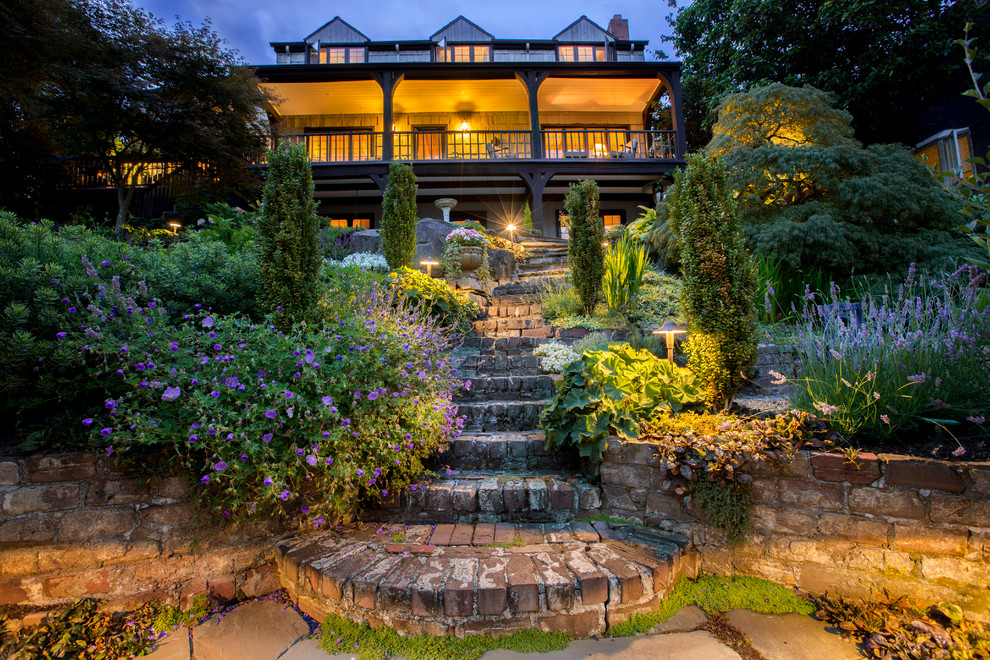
(565, 179), (605, 315)
(381, 161), (418, 269)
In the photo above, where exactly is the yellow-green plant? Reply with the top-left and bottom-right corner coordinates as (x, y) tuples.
(602, 233), (646, 313)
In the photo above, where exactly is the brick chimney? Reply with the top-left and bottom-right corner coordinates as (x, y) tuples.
(608, 14), (629, 40)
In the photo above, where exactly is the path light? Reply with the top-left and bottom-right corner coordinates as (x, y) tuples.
(169, 222), (181, 235)
(505, 223), (516, 244)
(420, 260), (439, 277)
(653, 321), (688, 365)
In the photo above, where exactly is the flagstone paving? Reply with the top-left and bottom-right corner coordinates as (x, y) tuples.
(144, 596), (865, 660)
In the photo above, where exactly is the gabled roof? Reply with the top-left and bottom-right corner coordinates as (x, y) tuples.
(430, 15), (494, 42)
(305, 16), (370, 44)
(553, 15), (616, 42)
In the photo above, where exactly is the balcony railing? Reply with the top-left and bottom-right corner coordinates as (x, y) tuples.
(393, 130), (533, 160)
(543, 129), (676, 160)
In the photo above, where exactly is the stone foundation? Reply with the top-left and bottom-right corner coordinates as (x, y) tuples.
(0, 452), (283, 610)
(599, 437), (990, 620)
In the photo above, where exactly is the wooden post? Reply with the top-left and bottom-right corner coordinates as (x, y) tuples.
(374, 72), (404, 162)
(517, 71), (549, 159)
(665, 69), (687, 161)
(520, 169), (555, 237)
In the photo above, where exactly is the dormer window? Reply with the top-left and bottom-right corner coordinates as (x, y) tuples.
(557, 45), (606, 62)
(435, 45), (490, 62)
(318, 46), (366, 64)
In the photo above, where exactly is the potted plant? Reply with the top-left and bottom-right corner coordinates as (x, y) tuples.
(441, 227), (491, 282)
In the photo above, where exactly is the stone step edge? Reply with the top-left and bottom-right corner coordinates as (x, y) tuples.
(276, 522), (698, 638)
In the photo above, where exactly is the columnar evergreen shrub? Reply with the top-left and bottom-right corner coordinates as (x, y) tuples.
(670, 154), (757, 410)
(381, 161), (418, 269)
(258, 143), (320, 326)
(521, 201), (534, 231)
(565, 179), (605, 314)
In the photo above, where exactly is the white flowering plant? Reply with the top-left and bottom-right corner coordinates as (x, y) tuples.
(324, 252), (390, 272)
(533, 341), (580, 373)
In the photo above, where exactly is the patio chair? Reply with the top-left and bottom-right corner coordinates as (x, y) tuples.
(486, 142), (509, 159)
(610, 139), (639, 159)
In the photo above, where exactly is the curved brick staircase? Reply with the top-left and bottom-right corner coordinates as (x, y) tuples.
(275, 293), (698, 637)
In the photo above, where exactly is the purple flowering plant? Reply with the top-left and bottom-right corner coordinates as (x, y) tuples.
(783, 265), (990, 443)
(80, 279), (464, 526)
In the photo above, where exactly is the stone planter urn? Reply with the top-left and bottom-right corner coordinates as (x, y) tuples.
(459, 246), (483, 272)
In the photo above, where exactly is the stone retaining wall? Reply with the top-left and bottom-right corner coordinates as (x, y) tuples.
(0, 452), (282, 610)
(599, 438), (990, 619)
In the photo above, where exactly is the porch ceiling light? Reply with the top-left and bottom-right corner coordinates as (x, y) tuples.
(653, 321), (688, 364)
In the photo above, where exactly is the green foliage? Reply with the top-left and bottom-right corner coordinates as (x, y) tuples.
(693, 481), (754, 543)
(664, 0), (978, 147)
(610, 575), (814, 637)
(258, 142), (320, 327)
(565, 179), (605, 314)
(602, 233), (646, 313)
(541, 346), (705, 462)
(135, 233), (260, 319)
(0, 598), (176, 658)
(755, 252), (826, 324)
(196, 205), (259, 253)
(624, 327), (668, 360)
(710, 85), (973, 276)
(628, 204), (680, 271)
(319, 224), (358, 262)
(570, 331), (615, 355)
(628, 268), (683, 330)
(386, 267), (479, 335)
(320, 613), (572, 660)
(814, 595), (990, 659)
(670, 154), (757, 409)
(537, 278), (585, 321)
(380, 161), (418, 269)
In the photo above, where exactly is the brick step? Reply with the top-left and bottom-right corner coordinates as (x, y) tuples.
(457, 400), (545, 432)
(517, 257), (568, 271)
(441, 432), (569, 471)
(458, 354), (541, 374)
(365, 472), (599, 524)
(484, 303), (544, 319)
(453, 375), (554, 402)
(493, 277), (566, 298)
(472, 317), (548, 333)
(461, 336), (554, 355)
(277, 521), (696, 638)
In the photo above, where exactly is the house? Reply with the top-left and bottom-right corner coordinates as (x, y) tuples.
(255, 14), (686, 237)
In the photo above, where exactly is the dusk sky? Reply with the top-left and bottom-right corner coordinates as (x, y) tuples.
(134, 1), (675, 65)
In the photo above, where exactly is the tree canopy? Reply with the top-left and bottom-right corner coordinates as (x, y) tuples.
(708, 85), (973, 275)
(664, 0), (980, 148)
(1, 0), (274, 232)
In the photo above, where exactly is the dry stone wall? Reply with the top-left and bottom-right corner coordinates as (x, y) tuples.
(599, 437), (990, 620)
(0, 452), (282, 610)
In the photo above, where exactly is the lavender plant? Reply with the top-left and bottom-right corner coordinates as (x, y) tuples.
(784, 264), (990, 445)
(79, 278), (464, 527)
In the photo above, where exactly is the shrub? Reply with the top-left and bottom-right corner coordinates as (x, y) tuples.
(521, 201), (534, 231)
(602, 233), (646, 313)
(319, 224), (358, 262)
(783, 266), (990, 444)
(754, 252), (827, 324)
(570, 331), (614, 355)
(541, 346), (705, 461)
(532, 341), (580, 373)
(195, 204), (259, 253)
(258, 143), (320, 326)
(0, 215), (138, 423)
(381, 161), (418, 269)
(386, 267), (479, 335)
(670, 154), (758, 410)
(135, 233), (260, 319)
(628, 269), (683, 330)
(80, 290), (462, 526)
(537, 278), (584, 321)
(565, 179), (605, 314)
(628, 204), (680, 271)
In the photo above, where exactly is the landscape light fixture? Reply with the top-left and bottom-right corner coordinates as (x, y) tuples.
(420, 259), (439, 277)
(653, 321), (687, 364)
(169, 222), (181, 235)
(505, 223), (516, 244)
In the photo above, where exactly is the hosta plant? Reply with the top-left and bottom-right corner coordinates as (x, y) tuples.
(541, 345), (705, 461)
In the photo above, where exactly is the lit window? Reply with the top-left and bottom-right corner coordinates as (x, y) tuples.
(603, 214), (622, 227)
(914, 128), (974, 178)
(557, 45), (607, 62)
(322, 47), (365, 64)
(435, 45), (490, 62)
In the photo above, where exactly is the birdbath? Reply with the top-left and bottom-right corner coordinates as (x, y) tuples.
(435, 198), (457, 223)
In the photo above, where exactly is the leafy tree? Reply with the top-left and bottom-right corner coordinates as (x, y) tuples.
(565, 179), (605, 314)
(380, 161), (418, 269)
(37, 0), (273, 234)
(669, 154), (757, 410)
(708, 84), (972, 275)
(663, 0), (979, 147)
(258, 143), (319, 326)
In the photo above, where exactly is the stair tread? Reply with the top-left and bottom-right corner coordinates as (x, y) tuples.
(277, 521), (694, 637)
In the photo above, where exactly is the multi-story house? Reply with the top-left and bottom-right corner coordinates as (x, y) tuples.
(256, 14), (686, 237)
